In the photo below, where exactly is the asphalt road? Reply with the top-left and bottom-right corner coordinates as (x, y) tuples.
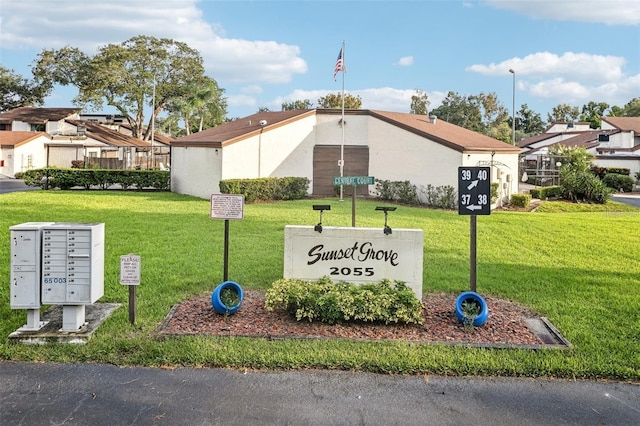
(0, 176), (37, 194)
(612, 194), (640, 208)
(1, 362), (639, 426)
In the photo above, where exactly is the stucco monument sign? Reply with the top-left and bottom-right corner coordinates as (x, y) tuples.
(284, 225), (424, 299)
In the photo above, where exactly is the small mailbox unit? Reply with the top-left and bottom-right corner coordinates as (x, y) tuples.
(10, 222), (105, 332)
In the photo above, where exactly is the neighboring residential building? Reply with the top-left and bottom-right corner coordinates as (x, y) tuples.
(0, 107), (81, 133)
(0, 131), (52, 177)
(171, 109), (520, 201)
(519, 116), (640, 183)
(0, 107), (171, 176)
(65, 119), (158, 169)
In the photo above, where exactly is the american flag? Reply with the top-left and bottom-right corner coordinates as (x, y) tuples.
(333, 48), (344, 81)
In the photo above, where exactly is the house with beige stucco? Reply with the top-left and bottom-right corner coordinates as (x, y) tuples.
(170, 109), (520, 202)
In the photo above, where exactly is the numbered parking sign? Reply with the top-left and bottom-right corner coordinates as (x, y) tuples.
(458, 167), (491, 215)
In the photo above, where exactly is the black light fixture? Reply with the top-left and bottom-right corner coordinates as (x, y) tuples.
(313, 205), (331, 233)
(375, 206), (397, 235)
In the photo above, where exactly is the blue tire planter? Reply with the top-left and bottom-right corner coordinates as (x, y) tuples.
(455, 291), (489, 327)
(211, 281), (244, 315)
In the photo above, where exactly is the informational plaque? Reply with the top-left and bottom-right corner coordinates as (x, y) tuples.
(210, 194), (244, 220)
(120, 254), (141, 285)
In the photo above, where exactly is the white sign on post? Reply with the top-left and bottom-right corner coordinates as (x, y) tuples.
(210, 194), (244, 220)
(120, 254), (141, 285)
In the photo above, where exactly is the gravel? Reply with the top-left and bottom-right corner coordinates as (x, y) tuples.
(158, 290), (543, 346)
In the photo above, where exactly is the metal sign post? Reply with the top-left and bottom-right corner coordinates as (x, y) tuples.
(333, 176), (374, 227)
(458, 167), (491, 292)
(210, 194), (245, 281)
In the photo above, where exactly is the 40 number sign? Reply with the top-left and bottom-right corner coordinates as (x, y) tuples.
(458, 166), (491, 215)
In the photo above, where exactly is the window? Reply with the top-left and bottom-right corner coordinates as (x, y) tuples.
(30, 123), (45, 132)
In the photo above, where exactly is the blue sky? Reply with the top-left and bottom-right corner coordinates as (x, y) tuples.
(1, 0), (638, 120)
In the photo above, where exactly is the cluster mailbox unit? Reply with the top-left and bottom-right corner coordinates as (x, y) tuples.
(10, 222), (105, 332)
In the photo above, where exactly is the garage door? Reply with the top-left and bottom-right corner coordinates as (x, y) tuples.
(313, 145), (369, 196)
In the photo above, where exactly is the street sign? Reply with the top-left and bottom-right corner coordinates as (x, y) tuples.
(458, 166), (491, 215)
(333, 176), (375, 186)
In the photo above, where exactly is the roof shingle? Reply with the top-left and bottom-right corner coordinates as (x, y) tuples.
(0, 107), (80, 124)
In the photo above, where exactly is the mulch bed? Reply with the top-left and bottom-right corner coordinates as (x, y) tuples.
(158, 290), (544, 346)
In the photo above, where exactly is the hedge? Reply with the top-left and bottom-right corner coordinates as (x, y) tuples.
(219, 177), (310, 202)
(21, 168), (170, 191)
(592, 166), (631, 178)
(529, 185), (563, 200)
(375, 179), (457, 210)
(602, 173), (635, 193)
(510, 193), (531, 208)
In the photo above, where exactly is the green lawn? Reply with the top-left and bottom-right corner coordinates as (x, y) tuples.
(1, 191), (639, 381)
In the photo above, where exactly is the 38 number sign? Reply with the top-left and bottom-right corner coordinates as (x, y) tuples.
(458, 166), (491, 215)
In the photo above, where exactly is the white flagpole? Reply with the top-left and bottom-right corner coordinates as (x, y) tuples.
(340, 40), (345, 201)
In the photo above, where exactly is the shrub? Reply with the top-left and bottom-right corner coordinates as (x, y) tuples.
(510, 193), (531, 208)
(375, 179), (456, 210)
(592, 166), (631, 179)
(219, 177), (309, 202)
(374, 180), (418, 204)
(602, 173), (635, 193)
(419, 184), (457, 210)
(529, 185), (562, 200)
(264, 276), (423, 325)
(561, 168), (611, 203)
(20, 168), (170, 191)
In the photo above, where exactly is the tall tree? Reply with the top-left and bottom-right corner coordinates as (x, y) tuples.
(409, 88), (430, 115)
(487, 122), (512, 144)
(474, 92), (509, 128)
(430, 91), (483, 133)
(0, 66), (50, 112)
(32, 36), (224, 139)
(281, 99), (313, 110)
(580, 101), (610, 129)
(516, 103), (545, 135)
(165, 75), (226, 135)
(317, 93), (362, 109)
(617, 98), (640, 117)
(547, 103), (580, 124)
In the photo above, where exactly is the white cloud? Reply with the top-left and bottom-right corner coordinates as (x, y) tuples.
(484, 0), (640, 26)
(0, 0), (307, 85)
(226, 94), (257, 109)
(396, 56), (414, 67)
(273, 88), (447, 113)
(468, 51), (638, 107)
(468, 52), (626, 83)
(202, 38), (307, 84)
(240, 85), (264, 95)
(525, 74), (640, 106)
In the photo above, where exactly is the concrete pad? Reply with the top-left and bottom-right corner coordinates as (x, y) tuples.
(8, 303), (121, 345)
(524, 317), (572, 349)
